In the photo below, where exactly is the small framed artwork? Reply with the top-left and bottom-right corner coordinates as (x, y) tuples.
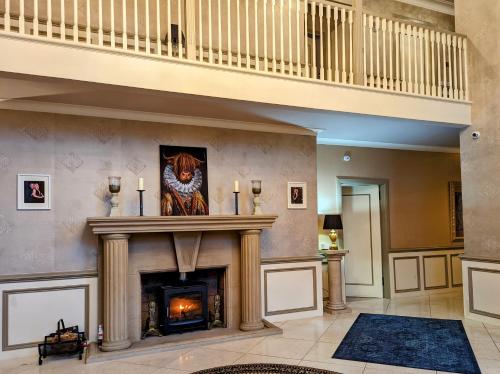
(288, 182), (307, 209)
(17, 174), (51, 210)
(449, 181), (463, 242)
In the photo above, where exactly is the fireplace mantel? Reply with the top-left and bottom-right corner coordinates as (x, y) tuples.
(87, 215), (278, 234)
(87, 214), (278, 352)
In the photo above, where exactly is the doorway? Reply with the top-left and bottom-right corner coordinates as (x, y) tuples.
(337, 177), (391, 299)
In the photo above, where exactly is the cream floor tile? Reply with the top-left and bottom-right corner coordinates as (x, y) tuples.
(302, 342), (355, 365)
(300, 359), (366, 373)
(477, 358), (500, 374)
(150, 369), (190, 374)
(364, 363), (437, 373)
(204, 337), (265, 353)
(486, 328), (500, 343)
(233, 353), (300, 366)
(248, 336), (316, 360)
(115, 348), (193, 368)
(164, 348), (243, 372)
(347, 298), (389, 314)
(281, 324), (331, 341)
(464, 325), (495, 342)
(470, 340), (500, 360)
(318, 326), (349, 344)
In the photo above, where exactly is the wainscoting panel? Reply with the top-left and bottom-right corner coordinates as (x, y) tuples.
(463, 259), (500, 326)
(389, 248), (463, 298)
(261, 258), (323, 322)
(0, 275), (97, 360)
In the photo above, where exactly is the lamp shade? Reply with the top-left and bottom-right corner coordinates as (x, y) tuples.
(323, 214), (343, 230)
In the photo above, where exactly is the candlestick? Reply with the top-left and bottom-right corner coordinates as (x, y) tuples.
(233, 191), (240, 215)
(138, 177), (144, 191)
(108, 176), (121, 217)
(233, 180), (239, 193)
(137, 189), (145, 216)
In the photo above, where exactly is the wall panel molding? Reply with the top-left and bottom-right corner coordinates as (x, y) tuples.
(423, 255), (449, 290)
(393, 257), (421, 293)
(0, 271), (97, 284)
(468, 267), (500, 320)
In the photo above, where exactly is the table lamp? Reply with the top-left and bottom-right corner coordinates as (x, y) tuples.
(323, 214), (343, 249)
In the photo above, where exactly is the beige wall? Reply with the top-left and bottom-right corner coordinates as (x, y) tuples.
(363, 0), (455, 32)
(317, 144), (461, 249)
(455, 0), (500, 261)
(0, 109), (318, 276)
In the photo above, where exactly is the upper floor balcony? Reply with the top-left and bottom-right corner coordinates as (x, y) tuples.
(0, 0), (471, 128)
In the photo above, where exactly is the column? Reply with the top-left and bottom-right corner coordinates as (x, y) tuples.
(101, 234), (131, 351)
(324, 249), (350, 312)
(239, 229), (265, 331)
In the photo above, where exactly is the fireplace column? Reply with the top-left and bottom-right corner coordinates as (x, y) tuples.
(239, 229), (264, 331)
(101, 234), (131, 351)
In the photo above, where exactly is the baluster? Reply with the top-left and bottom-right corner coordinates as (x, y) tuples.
(395, 21), (400, 91)
(237, 0), (241, 67)
(311, 2), (316, 79)
(280, 0), (284, 73)
(60, 0), (64, 39)
(447, 34), (452, 98)
(272, 0), (276, 72)
(436, 32), (441, 97)
(452, 35), (458, 99)
(145, 0), (150, 53)
(304, 0), (308, 78)
(363, 13), (367, 86)
(381, 19), (386, 89)
(98, 0), (103, 45)
(263, 0), (268, 71)
(156, 0), (161, 54)
(47, 0), (52, 37)
(209, 0), (213, 64)
(458, 37), (464, 100)
(368, 15), (373, 87)
(326, 5), (332, 81)
(134, 0), (138, 51)
(431, 30), (435, 96)
(401, 23), (406, 92)
(348, 10), (353, 84)
(110, 0), (115, 47)
(413, 26), (418, 94)
(463, 38), (469, 100)
(375, 17), (380, 88)
(218, 0), (223, 64)
(341, 8), (346, 83)
(168, 0), (173, 57)
(424, 29), (430, 95)
(442, 33), (447, 97)
(318, 3), (324, 79)
(334, 7), (339, 82)
(4, 0), (10, 32)
(388, 20), (393, 90)
(19, 0), (25, 34)
(74, 0), (79, 42)
(122, 0), (127, 49)
(255, 0), (260, 71)
(86, 0), (90, 43)
(227, 0), (231, 66)
(177, 0), (182, 58)
(288, 0), (292, 75)
(34, 0), (39, 36)
(246, 0), (250, 68)
(419, 28), (424, 94)
(296, 0), (301, 77)
(407, 25), (412, 93)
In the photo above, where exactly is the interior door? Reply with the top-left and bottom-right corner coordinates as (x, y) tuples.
(342, 185), (383, 298)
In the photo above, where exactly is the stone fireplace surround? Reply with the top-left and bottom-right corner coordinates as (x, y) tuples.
(87, 215), (277, 353)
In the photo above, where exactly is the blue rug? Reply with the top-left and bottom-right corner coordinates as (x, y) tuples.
(333, 313), (481, 374)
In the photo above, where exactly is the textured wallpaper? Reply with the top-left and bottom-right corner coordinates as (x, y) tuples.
(0, 109), (318, 275)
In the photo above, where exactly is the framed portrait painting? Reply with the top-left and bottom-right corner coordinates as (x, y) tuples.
(449, 181), (464, 242)
(288, 182), (307, 209)
(160, 145), (209, 216)
(17, 174), (51, 210)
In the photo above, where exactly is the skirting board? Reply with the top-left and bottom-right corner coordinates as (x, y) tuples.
(462, 259), (500, 327)
(261, 260), (323, 322)
(0, 276), (98, 361)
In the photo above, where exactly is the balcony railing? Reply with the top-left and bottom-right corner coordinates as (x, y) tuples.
(0, 0), (468, 101)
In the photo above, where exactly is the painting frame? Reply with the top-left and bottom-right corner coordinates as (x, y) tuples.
(449, 181), (464, 242)
(287, 182), (307, 209)
(17, 174), (51, 210)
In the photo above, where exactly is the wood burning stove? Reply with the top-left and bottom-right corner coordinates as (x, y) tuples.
(159, 281), (209, 334)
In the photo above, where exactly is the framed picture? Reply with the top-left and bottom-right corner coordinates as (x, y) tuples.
(449, 181), (464, 242)
(17, 174), (51, 210)
(160, 145), (209, 216)
(288, 182), (307, 209)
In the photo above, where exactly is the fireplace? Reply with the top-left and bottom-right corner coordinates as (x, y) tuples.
(160, 281), (209, 334)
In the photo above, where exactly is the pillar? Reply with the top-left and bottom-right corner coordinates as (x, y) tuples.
(324, 249), (349, 312)
(239, 229), (264, 331)
(101, 234), (131, 351)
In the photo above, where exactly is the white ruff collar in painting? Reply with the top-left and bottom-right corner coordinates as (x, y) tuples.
(163, 164), (203, 194)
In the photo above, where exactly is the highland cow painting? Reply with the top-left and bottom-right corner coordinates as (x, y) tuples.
(160, 146), (209, 216)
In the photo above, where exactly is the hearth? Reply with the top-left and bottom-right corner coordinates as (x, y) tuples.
(159, 281), (209, 334)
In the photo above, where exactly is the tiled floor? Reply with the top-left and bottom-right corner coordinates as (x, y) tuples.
(2, 292), (500, 374)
